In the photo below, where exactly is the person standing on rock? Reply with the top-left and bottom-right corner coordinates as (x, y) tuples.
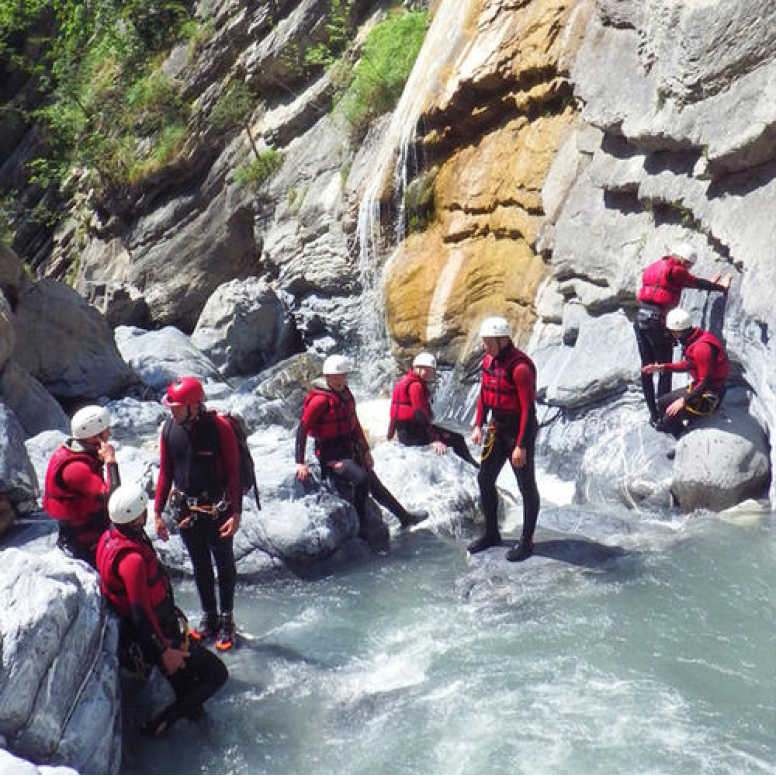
(635, 243), (731, 425)
(295, 354), (428, 533)
(154, 376), (241, 652)
(97, 482), (228, 737)
(43, 405), (119, 567)
(469, 317), (540, 562)
(642, 308), (730, 438)
(387, 352), (479, 467)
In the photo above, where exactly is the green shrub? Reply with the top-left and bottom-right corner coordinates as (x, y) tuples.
(337, 9), (428, 139)
(233, 149), (284, 189)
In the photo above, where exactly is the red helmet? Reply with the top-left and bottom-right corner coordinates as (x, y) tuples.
(163, 376), (204, 407)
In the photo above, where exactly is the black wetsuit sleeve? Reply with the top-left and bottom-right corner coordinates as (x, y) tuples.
(693, 278), (728, 293)
(295, 421), (308, 464)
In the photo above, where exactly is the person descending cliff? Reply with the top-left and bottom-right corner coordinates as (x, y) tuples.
(43, 405), (120, 567)
(469, 317), (540, 562)
(97, 483), (228, 738)
(387, 352), (479, 467)
(635, 243), (731, 425)
(295, 355), (428, 533)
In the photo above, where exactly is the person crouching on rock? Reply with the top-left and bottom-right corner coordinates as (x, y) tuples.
(642, 308), (730, 439)
(387, 352), (479, 467)
(97, 483), (228, 738)
(295, 354), (428, 533)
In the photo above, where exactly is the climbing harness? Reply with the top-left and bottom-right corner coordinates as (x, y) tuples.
(684, 387), (720, 416)
(480, 424), (497, 463)
(173, 490), (229, 529)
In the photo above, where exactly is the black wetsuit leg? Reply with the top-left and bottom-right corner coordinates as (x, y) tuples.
(509, 413), (540, 541)
(152, 642), (228, 731)
(326, 458), (415, 526)
(180, 518), (218, 615)
(211, 526), (236, 615)
(435, 425), (479, 467)
(635, 311), (674, 420)
(477, 433), (510, 538)
(656, 387), (689, 438)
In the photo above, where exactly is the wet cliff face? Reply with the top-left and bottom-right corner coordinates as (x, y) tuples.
(383, 0), (584, 363)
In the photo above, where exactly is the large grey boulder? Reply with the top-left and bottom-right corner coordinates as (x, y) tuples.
(12, 279), (136, 400)
(0, 403), (39, 513)
(0, 748), (77, 774)
(191, 277), (297, 377)
(0, 550), (121, 774)
(114, 325), (226, 395)
(672, 405), (771, 511)
(0, 294), (15, 371)
(0, 362), (69, 438)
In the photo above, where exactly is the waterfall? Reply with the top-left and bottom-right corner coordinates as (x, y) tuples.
(354, 0), (477, 392)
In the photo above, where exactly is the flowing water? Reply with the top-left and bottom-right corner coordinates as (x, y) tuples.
(121, 488), (775, 775)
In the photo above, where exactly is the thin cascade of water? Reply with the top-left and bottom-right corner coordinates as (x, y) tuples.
(354, 0), (475, 392)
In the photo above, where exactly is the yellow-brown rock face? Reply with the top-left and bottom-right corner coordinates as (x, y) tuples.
(385, 0), (585, 363)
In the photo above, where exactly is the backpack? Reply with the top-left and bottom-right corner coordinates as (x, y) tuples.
(162, 412), (261, 511)
(220, 413), (261, 511)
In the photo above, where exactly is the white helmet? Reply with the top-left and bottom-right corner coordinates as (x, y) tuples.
(479, 316), (511, 338)
(672, 243), (697, 265)
(666, 308), (693, 331)
(322, 354), (352, 375)
(108, 483), (148, 525)
(412, 352), (437, 370)
(71, 405), (110, 440)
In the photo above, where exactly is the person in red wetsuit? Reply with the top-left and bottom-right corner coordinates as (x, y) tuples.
(97, 482), (227, 737)
(43, 405), (119, 566)
(469, 316), (540, 562)
(642, 308), (730, 438)
(154, 377), (241, 651)
(635, 243), (730, 425)
(295, 354), (427, 533)
(387, 352), (478, 467)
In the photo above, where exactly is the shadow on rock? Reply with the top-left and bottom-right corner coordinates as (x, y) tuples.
(532, 537), (627, 567)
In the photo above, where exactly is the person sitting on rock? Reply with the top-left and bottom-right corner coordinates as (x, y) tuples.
(387, 352), (478, 467)
(635, 243), (731, 426)
(295, 354), (427, 533)
(43, 405), (119, 567)
(97, 482), (228, 738)
(642, 308), (730, 438)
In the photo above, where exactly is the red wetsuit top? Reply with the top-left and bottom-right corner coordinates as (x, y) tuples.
(387, 371), (438, 442)
(663, 327), (730, 399)
(43, 441), (117, 553)
(474, 343), (537, 448)
(97, 526), (180, 659)
(296, 384), (369, 464)
(638, 256), (727, 311)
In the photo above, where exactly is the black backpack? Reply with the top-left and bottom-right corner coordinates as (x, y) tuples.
(163, 412), (261, 510)
(219, 412), (261, 511)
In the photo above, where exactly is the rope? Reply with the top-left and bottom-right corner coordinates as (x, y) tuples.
(53, 608), (111, 752)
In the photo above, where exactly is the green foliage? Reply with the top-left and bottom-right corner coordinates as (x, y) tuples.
(233, 149), (284, 190)
(1, 0), (194, 203)
(303, 0), (355, 70)
(208, 80), (261, 135)
(337, 10), (428, 140)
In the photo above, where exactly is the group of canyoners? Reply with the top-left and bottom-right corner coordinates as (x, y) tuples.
(41, 242), (731, 736)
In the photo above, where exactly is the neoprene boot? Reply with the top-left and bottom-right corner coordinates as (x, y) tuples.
(467, 530), (501, 554)
(506, 535), (533, 562)
(189, 611), (218, 642)
(399, 509), (428, 528)
(215, 612), (235, 652)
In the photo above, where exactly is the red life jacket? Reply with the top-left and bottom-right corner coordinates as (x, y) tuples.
(685, 328), (729, 390)
(96, 527), (176, 632)
(303, 386), (358, 442)
(481, 345), (537, 414)
(43, 445), (109, 549)
(637, 257), (684, 309)
(390, 371), (431, 423)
